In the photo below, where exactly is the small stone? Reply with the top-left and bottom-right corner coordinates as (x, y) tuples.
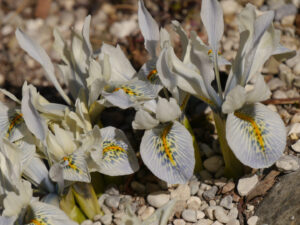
(220, 195), (234, 209)
(291, 113), (300, 124)
(147, 192), (170, 208)
(204, 206), (215, 220)
(173, 219), (186, 225)
(226, 219), (240, 225)
(187, 196), (201, 210)
(100, 214), (112, 225)
(247, 216), (259, 225)
(215, 166), (225, 178)
(131, 181), (146, 194)
(203, 186), (218, 201)
(171, 184), (191, 201)
(197, 210), (205, 219)
(267, 104), (278, 112)
(201, 143), (215, 158)
(288, 123), (300, 136)
(237, 175), (259, 196)
(276, 155), (300, 172)
(222, 181), (235, 194)
(272, 90), (288, 99)
(246, 204), (255, 211)
(140, 207), (155, 221)
(281, 14), (296, 26)
(196, 219), (214, 225)
(286, 89), (300, 98)
(228, 207), (238, 219)
(275, 4), (297, 20)
(182, 209), (197, 222)
(293, 63), (300, 75)
(93, 222), (102, 225)
(189, 180), (200, 195)
(105, 196), (120, 209)
(214, 206), (230, 223)
(173, 200), (187, 214)
(81, 220), (93, 225)
(267, 78), (285, 91)
(93, 214), (102, 221)
(212, 221), (223, 225)
(199, 201), (209, 211)
(203, 156), (224, 173)
(105, 186), (119, 196)
(209, 200), (217, 206)
(292, 140), (300, 153)
(137, 205), (147, 216)
(199, 170), (213, 180)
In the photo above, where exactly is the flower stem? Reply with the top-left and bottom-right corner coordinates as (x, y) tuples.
(213, 112), (244, 179)
(182, 114), (203, 173)
(213, 54), (223, 101)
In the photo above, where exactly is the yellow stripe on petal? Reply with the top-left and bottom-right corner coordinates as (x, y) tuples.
(161, 123), (176, 166)
(234, 111), (265, 153)
(62, 155), (82, 174)
(147, 69), (158, 82)
(113, 86), (141, 96)
(29, 218), (49, 225)
(6, 113), (24, 137)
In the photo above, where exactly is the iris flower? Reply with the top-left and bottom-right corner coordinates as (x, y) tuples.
(157, 0), (295, 177)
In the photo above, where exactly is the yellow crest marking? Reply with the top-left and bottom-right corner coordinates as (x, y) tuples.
(161, 124), (176, 166)
(29, 219), (44, 225)
(103, 145), (126, 154)
(147, 69), (158, 81)
(207, 49), (213, 55)
(63, 156), (79, 171)
(234, 112), (265, 152)
(113, 87), (137, 96)
(6, 113), (23, 137)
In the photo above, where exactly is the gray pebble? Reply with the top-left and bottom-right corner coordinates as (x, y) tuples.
(182, 209), (197, 222)
(220, 195), (234, 209)
(105, 186), (119, 196)
(105, 196), (120, 209)
(81, 220), (93, 225)
(93, 222), (102, 225)
(100, 214), (112, 225)
(147, 192), (170, 208)
(189, 180), (200, 196)
(203, 186), (218, 201)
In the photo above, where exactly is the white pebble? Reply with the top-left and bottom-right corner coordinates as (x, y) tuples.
(182, 209), (197, 222)
(197, 210), (205, 219)
(173, 219), (186, 225)
(212, 221), (223, 225)
(187, 196), (201, 210)
(147, 192), (170, 208)
(237, 175), (259, 196)
(276, 155), (300, 172)
(196, 219), (214, 225)
(140, 207), (155, 221)
(291, 140), (300, 153)
(226, 219), (240, 225)
(81, 220), (93, 225)
(214, 206), (230, 223)
(100, 214), (112, 225)
(247, 216), (259, 225)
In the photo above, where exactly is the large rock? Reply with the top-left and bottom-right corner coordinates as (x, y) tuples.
(255, 170), (300, 225)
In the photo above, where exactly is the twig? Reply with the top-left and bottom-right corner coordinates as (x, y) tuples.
(262, 97), (300, 105)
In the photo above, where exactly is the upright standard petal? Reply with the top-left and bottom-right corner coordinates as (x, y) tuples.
(226, 103), (286, 168)
(15, 29), (71, 105)
(132, 109), (159, 130)
(222, 85), (246, 114)
(200, 0), (224, 55)
(140, 121), (194, 184)
(91, 126), (139, 176)
(138, 0), (159, 58)
(21, 85), (47, 141)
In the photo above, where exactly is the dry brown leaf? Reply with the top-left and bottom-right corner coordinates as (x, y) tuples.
(246, 170), (280, 202)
